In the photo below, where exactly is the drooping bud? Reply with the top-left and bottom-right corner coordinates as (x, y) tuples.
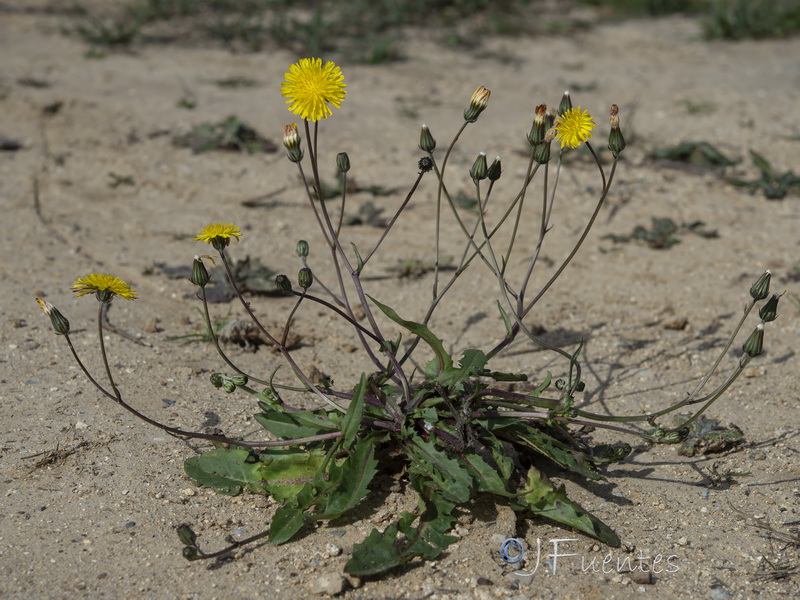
(298, 267), (313, 290)
(177, 525), (198, 546)
(749, 269), (771, 301)
(182, 546), (201, 561)
(282, 123), (303, 163)
(557, 90), (572, 116)
(470, 152), (488, 182)
(210, 373), (224, 388)
(742, 323), (764, 358)
(527, 104), (548, 147)
(487, 156), (502, 181)
(464, 85), (490, 123)
(222, 379), (237, 393)
(36, 298), (70, 335)
(607, 104), (626, 158)
(758, 292), (780, 322)
(190, 255), (210, 287)
(230, 374), (248, 387)
(295, 239), (309, 258)
(419, 124), (436, 153)
(275, 274), (293, 295)
(336, 152), (350, 173)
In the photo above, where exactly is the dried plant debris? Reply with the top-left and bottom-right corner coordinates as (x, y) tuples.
(650, 141), (739, 169)
(671, 415), (745, 457)
(173, 115), (277, 154)
(603, 217), (718, 249)
(728, 149), (800, 199)
(217, 318), (301, 352)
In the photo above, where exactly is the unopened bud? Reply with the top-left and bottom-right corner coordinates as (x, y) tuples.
(210, 373), (224, 388)
(177, 525), (198, 546)
(487, 156), (502, 181)
(275, 274), (293, 295)
(749, 269), (771, 301)
(295, 239), (309, 258)
(470, 152), (488, 182)
(230, 374), (248, 386)
(222, 379), (237, 393)
(527, 104), (548, 146)
(282, 123), (303, 163)
(182, 546), (201, 561)
(758, 292), (780, 322)
(419, 124), (436, 153)
(190, 256), (210, 287)
(557, 91), (572, 116)
(607, 104), (626, 158)
(742, 323), (764, 357)
(336, 152), (350, 173)
(464, 85), (490, 123)
(36, 298), (70, 335)
(298, 267), (313, 290)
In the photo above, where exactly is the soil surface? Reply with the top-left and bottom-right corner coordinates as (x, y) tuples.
(2, 4), (799, 600)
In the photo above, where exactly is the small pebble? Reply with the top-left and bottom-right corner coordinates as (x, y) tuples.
(310, 573), (346, 595)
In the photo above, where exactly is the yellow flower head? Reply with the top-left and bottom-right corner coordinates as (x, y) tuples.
(72, 273), (138, 303)
(281, 58), (346, 122)
(554, 106), (595, 149)
(195, 222), (242, 251)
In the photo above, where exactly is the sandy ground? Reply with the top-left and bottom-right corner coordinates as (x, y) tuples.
(2, 5), (799, 600)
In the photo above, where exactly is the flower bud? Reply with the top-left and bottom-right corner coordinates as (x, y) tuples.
(607, 104), (626, 158)
(487, 156), (502, 181)
(210, 372), (224, 388)
(182, 546), (201, 561)
(36, 298), (70, 335)
(534, 135), (553, 164)
(557, 90), (572, 116)
(282, 123), (303, 163)
(298, 267), (313, 290)
(464, 85), (490, 123)
(749, 269), (771, 301)
(336, 152), (350, 173)
(742, 323), (764, 358)
(190, 255), (210, 287)
(275, 274), (293, 295)
(230, 374), (248, 387)
(527, 104), (548, 147)
(419, 124), (436, 152)
(177, 525), (197, 546)
(222, 379), (236, 393)
(295, 239), (309, 258)
(758, 292), (780, 322)
(470, 152), (488, 182)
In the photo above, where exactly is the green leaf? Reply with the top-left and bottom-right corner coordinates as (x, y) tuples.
(460, 450), (511, 495)
(316, 436), (379, 519)
(351, 242), (365, 273)
(184, 448), (266, 496)
(521, 467), (619, 547)
(254, 410), (337, 439)
(437, 348), (487, 387)
(406, 438), (473, 504)
(268, 482), (317, 545)
(496, 300), (513, 338)
(368, 295), (453, 376)
(259, 448), (327, 502)
(345, 488), (457, 576)
(749, 149), (773, 177)
(501, 423), (602, 481)
(341, 374), (367, 449)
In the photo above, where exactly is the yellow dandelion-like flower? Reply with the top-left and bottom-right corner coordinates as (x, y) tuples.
(72, 273), (138, 302)
(554, 106), (595, 149)
(195, 223), (242, 250)
(281, 58), (346, 122)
